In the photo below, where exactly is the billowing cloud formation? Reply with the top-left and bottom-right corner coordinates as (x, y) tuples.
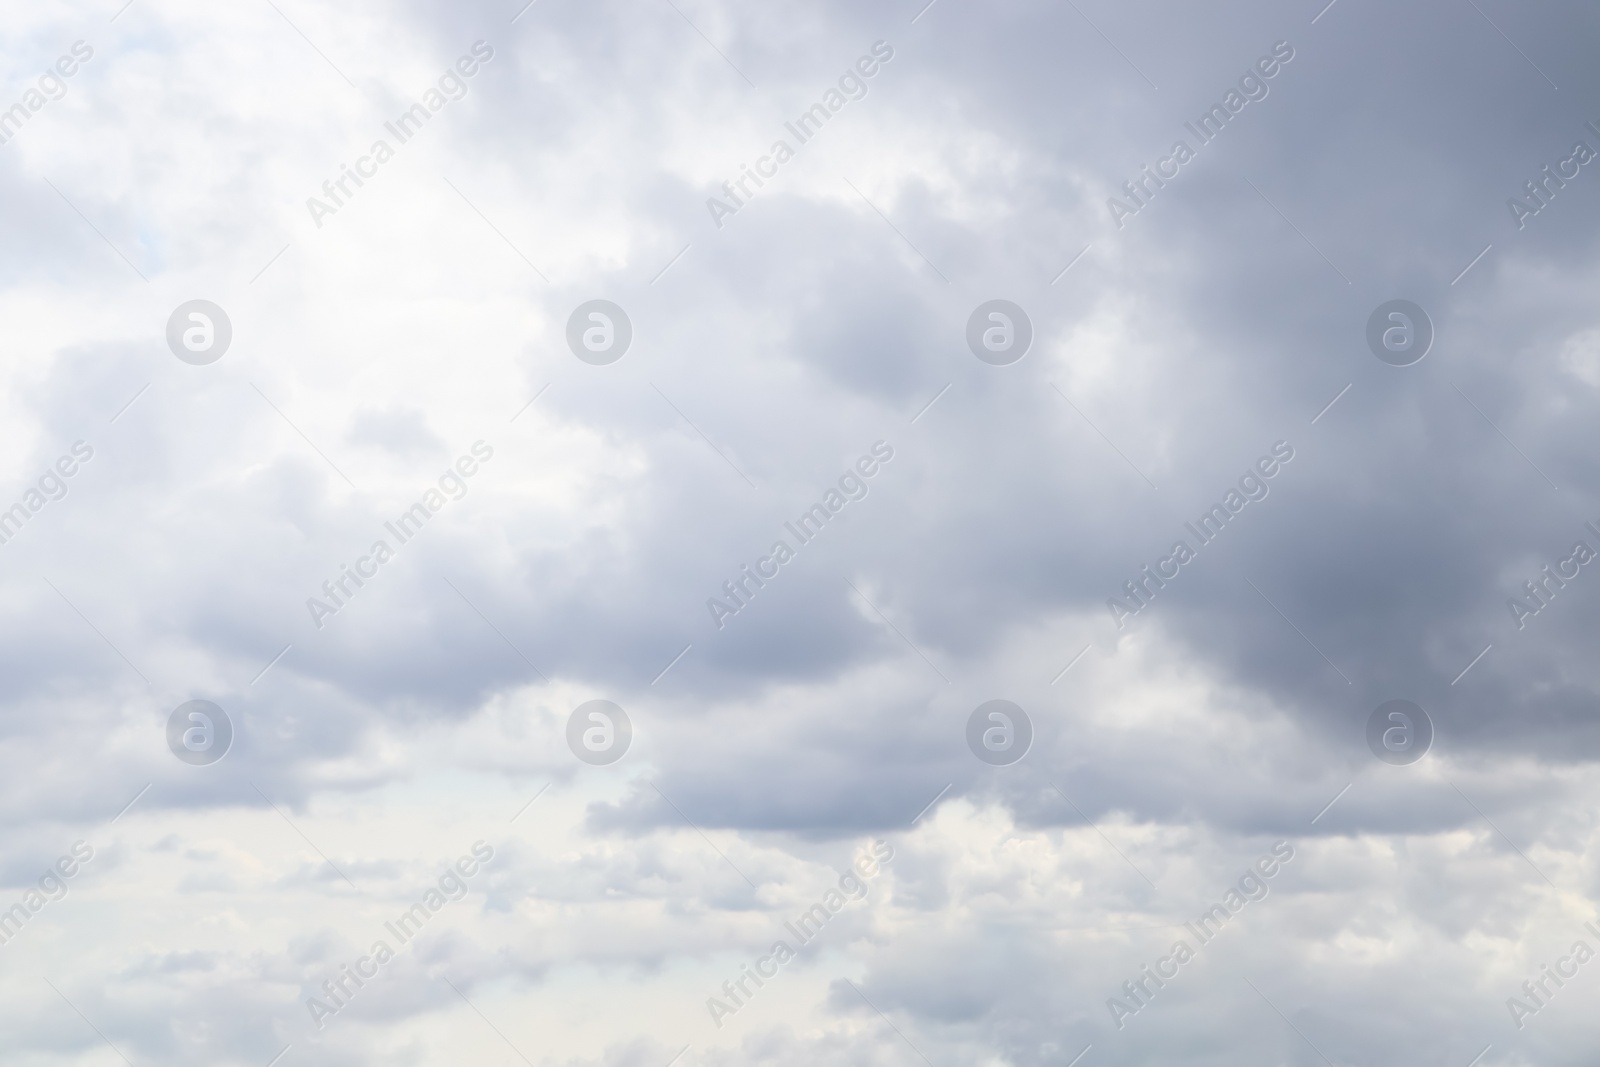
(2, 0), (1600, 1064)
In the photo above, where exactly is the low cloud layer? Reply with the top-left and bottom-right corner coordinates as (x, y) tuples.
(3, 0), (1600, 1065)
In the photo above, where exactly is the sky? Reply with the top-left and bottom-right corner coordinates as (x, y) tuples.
(2, 0), (1600, 1064)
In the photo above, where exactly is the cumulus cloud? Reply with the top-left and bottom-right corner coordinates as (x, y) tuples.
(3, 0), (1600, 1064)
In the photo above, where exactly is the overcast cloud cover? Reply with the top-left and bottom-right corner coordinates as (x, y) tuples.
(3, 0), (1600, 1063)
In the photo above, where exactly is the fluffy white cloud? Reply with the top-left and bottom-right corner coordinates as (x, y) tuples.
(4, 1), (1600, 1065)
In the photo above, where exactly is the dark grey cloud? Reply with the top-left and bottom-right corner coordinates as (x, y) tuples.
(5, 0), (1600, 1064)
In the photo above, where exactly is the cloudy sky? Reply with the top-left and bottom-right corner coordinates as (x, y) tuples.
(3, 0), (1600, 1063)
